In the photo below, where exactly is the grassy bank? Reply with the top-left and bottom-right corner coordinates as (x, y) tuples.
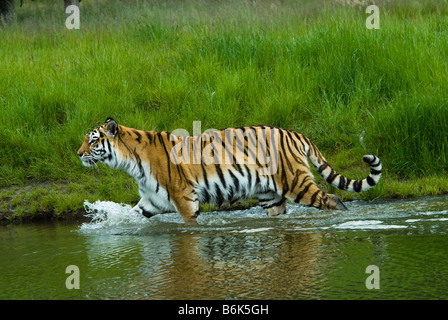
(1, 0), (447, 222)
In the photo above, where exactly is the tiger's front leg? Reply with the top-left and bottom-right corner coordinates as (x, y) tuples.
(131, 198), (165, 218)
(171, 193), (200, 225)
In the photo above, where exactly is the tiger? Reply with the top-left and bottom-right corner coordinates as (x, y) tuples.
(77, 118), (382, 224)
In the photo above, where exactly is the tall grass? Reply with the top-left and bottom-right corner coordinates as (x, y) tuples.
(1, 0), (447, 194)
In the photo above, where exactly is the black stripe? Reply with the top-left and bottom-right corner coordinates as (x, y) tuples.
(278, 130), (287, 161)
(215, 165), (227, 189)
(370, 157), (380, 166)
(353, 180), (362, 192)
(317, 191), (326, 209)
(228, 184), (234, 201)
(201, 164), (209, 189)
(371, 162), (381, 168)
(245, 165), (252, 193)
(133, 130), (142, 143)
(271, 175), (278, 193)
(283, 139), (295, 174)
(258, 195), (274, 202)
(320, 193), (328, 209)
(370, 168), (382, 175)
(222, 133), (234, 164)
(302, 136), (314, 156)
(286, 130), (303, 158)
(284, 130), (294, 144)
(158, 134), (171, 182)
(293, 132), (307, 152)
(201, 188), (210, 203)
(106, 139), (113, 161)
(326, 169), (339, 184)
(215, 183), (224, 207)
(338, 176), (346, 190)
(247, 127), (258, 162)
(234, 131), (245, 155)
(233, 162), (244, 176)
(290, 172), (300, 191)
(284, 132), (304, 166)
(169, 133), (177, 148)
(132, 147), (145, 179)
(247, 143), (257, 164)
(255, 169), (260, 186)
(343, 178), (352, 190)
(363, 155), (375, 164)
(228, 169), (239, 192)
(264, 198), (286, 209)
(278, 152), (289, 197)
(146, 196), (163, 211)
(242, 143), (249, 158)
(310, 190), (320, 207)
(145, 131), (153, 143)
(166, 185), (170, 201)
(298, 175), (310, 189)
(318, 162), (329, 174)
(106, 139), (112, 152)
(294, 182), (312, 203)
(367, 176), (376, 186)
(258, 127), (268, 165)
(177, 163), (189, 183)
(202, 133), (207, 150)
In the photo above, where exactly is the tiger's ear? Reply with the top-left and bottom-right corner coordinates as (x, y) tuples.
(104, 118), (118, 137)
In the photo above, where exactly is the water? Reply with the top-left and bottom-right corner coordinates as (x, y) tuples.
(1, 195), (448, 300)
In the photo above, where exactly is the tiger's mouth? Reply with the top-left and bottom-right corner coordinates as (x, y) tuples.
(80, 155), (99, 167)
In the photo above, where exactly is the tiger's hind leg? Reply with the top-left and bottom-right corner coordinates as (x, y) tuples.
(256, 192), (287, 216)
(287, 178), (347, 210)
(322, 193), (348, 210)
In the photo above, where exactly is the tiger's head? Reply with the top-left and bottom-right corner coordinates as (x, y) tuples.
(77, 118), (119, 167)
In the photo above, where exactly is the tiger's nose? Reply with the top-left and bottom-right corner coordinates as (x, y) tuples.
(78, 151), (84, 158)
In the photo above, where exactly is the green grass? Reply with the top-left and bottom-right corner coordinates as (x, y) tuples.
(0, 0), (447, 221)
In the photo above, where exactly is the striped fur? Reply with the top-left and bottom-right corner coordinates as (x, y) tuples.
(78, 118), (382, 224)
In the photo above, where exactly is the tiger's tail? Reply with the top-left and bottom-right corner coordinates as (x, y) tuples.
(306, 140), (382, 192)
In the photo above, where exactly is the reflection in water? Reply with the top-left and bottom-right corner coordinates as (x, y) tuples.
(1, 195), (448, 299)
(120, 231), (322, 299)
(80, 230), (323, 299)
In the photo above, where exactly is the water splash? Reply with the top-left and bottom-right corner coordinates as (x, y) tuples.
(78, 195), (448, 235)
(79, 200), (153, 235)
(331, 220), (407, 230)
